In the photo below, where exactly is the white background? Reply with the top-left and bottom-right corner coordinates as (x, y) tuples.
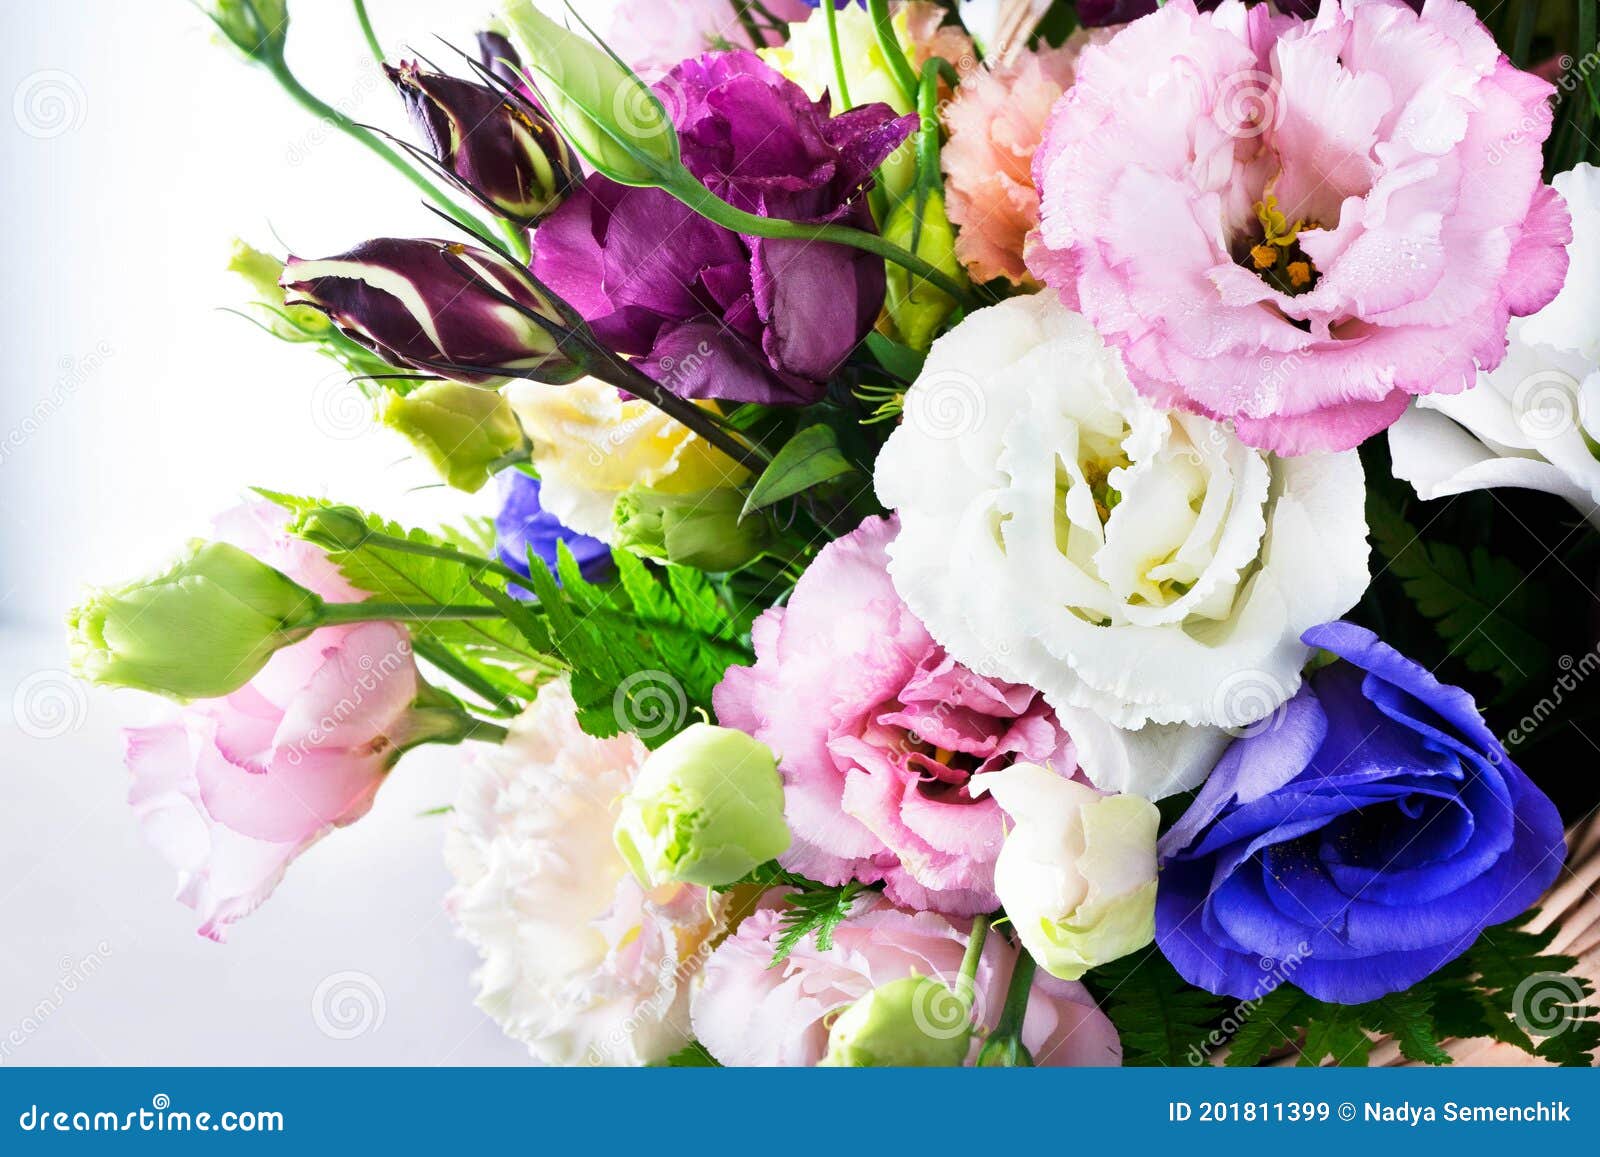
(0, 0), (606, 1064)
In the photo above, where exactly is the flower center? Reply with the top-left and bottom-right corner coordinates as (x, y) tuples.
(1240, 195), (1320, 296)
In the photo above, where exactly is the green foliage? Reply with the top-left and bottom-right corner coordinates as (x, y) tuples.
(771, 881), (864, 966)
(1368, 493), (1552, 694)
(654, 1042), (721, 1067)
(741, 425), (858, 517)
(259, 491), (551, 705)
(725, 864), (869, 967)
(1225, 987), (1448, 1068)
(480, 543), (753, 746)
(1221, 914), (1598, 1067)
(1082, 950), (1228, 1067)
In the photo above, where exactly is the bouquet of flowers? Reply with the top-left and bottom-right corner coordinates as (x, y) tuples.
(69, 0), (1600, 1067)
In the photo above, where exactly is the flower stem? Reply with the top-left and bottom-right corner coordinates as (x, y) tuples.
(661, 170), (976, 308)
(263, 57), (488, 237)
(352, 0), (385, 65)
(866, 0), (920, 108)
(824, 0), (854, 111)
(334, 526), (530, 587)
(579, 344), (773, 472)
(318, 601), (509, 625)
(994, 948), (1037, 1042)
(956, 914), (990, 1011)
(460, 717), (510, 744)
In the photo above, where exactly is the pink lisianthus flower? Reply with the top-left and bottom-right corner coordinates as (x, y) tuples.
(690, 890), (1122, 1066)
(942, 31), (1110, 286)
(124, 503), (423, 941)
(596, 0), (813, 79)
(713, 515), (1077, 916)
(1029, 0), (1571, 455)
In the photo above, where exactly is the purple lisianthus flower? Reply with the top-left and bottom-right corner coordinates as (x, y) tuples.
(533, 51), (915, 406)
(494, 471), (610, 593)
(1156, 622), (1564, 1005)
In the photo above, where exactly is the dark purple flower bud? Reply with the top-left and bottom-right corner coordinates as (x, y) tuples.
(386, 61), (576, 227)
(281, 238), (586, 384)
(476, 30), (524, 91)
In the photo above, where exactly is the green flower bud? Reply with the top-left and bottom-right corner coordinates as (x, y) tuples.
(227, 240), (332, 343)
(820, 976), (971, 1067)
(613, 723), (789, 888)
(68, 541), (323, 700)
(282, 505), (371, 554)
(883, 192), (966, 352)
(974, 1032), (1034, 1068)
(499, 0), (681, 187)
(203, 0), (289, 62)
(612, 487), (772, 573)
(379, 381), (529, 493)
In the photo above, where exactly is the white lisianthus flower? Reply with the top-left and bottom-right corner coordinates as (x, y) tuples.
(874, 293), (1369, 797)
(444, 679), (724, 1066)
(1390, 164), (1600, 528)
(971, 764), (1157, 980)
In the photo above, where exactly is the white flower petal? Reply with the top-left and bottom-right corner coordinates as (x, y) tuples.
(875, 292), (1370, 769)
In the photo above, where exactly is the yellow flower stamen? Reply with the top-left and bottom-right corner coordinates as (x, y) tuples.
(1253, 194), (1305, 249)
(1251, 244), (1279, 271)
(1287, 261), (1312, 288)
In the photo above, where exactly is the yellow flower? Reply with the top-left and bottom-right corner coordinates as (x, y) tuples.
(504, 378), (749, 542)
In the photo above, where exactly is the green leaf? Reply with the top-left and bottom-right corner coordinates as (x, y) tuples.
(1368, 493), (1551, 692)
(769, 878), (865, 966)
(864, 331), (927, 382)
(741, 425), (857, 517)
(1222, 985), (1314, 1067)
(1083, 950), (1228, 1067)
(654, 1042), (722, 1067)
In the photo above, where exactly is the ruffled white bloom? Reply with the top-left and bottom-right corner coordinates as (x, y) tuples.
(505, 377), (749, 543)
(874, 293), (1369, 797)
(1390, 164), (1600, 528)
(444, 680), (724, 1066)
(972, 764), (1157, 981)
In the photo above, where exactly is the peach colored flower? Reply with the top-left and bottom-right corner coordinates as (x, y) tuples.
(941, 32), (1107, 286)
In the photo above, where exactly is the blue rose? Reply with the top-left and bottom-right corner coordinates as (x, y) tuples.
(1156, 622), (1564, 1005)
(494, 471), (611, 595)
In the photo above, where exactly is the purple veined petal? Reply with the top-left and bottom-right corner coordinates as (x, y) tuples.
(282, 238), (580, 384)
